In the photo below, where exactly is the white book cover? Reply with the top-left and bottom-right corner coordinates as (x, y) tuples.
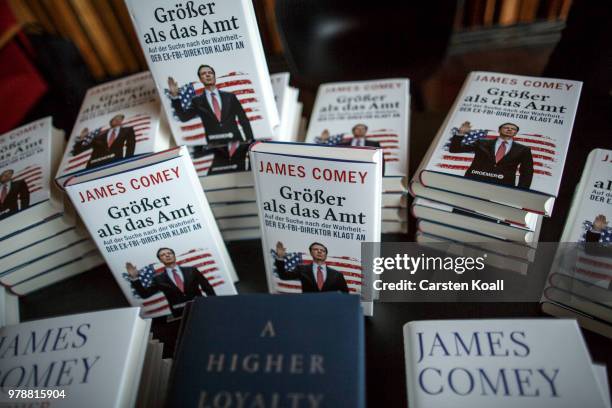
(250, 141), (382, 312)
(65, 147), (237, 318)
(0, 117), (64, 238)
(305, 78), (410, 177)
(124, 0), (279, 146)
(403, 319), (608, 408)
(420, 72), (582, 215)
(56, 72), (167, 188)
(0, 308), (150, 408)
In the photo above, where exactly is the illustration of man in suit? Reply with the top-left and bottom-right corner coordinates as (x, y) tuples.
(74, 114), (136, 169)
(274, 242), (349, 293)
(168, 64), (254, 146)
(0, 169), (29, 219)
(318, 123), (385, 173)
(586, 215), (610, 243)
(126, 247), (216, 317)
(449, 121), (534, 189)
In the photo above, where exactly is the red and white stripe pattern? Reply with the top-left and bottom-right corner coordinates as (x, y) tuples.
(436, 132), (557, 177)
(61, 114), (152, 175)
(574, 252), (612, 288)
(178, 72), (261, 142)
(191, 152), (215, 177)
(140, 248), (224, 318)
(13, 165), (44, 194)
(273, 254), (363, 294)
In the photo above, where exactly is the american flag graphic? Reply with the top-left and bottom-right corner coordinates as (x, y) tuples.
(270, 250), (362, 294)
(165, 71), (262, 143)
(314, 129), (401, 164)
(61, 114), (152, 175)
(120, 248), (224, 318)
(436, 127), (557, 177)
(580, 221), (612, 243)
(12, 165), (44, 194)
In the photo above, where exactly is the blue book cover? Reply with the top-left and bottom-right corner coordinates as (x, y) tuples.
(168, 293), (365, 407)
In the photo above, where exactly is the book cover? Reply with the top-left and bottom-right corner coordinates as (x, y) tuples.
(271, 72), (299, 142)
(168, 293), (365, 408)
(250, 142), (382, 312)
(420, 72), (582, 215)
(0, 307), (151, 408)
(64, 147), (237, 318)
(124, 0), (279, 146)
(56, 72), (168, 188)
(403, 319), (608, 407)
(0, 117), (65, 238)
(305, 78), (410, 177)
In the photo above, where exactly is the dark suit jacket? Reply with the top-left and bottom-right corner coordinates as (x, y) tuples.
(449, 135), (533, 189)
(0, 179), (30, 219)
(85, 126), (136, 169)
(275, 259), (349, 293)
(130, 266), (216, 317)
(207, 142), (251, 175)
(171, 90), (254, 145)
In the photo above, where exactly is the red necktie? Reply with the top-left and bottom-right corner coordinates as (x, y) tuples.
(0, 184), (7, 204)
(316, 265), (324, 290)
(229, 142), (239, 158)
(495, 141), (507, 163)
(108, 128), (118, 147)
(211, 93), (222, 122)
(172, 268), (185, 292)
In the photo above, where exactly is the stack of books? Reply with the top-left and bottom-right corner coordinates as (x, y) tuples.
(0, 117), (102, 296)
(403, 318), (611, 407)
(125, 0), (283, 242)
(411, 72), (582, 258)
(542, 148), (612, 338)
(0, 308), (169, 407)
(198, 72), (303, 242)
(305, 78), (411, 234)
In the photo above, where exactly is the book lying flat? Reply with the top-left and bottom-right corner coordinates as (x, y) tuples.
(220, 227), (261, 241)
(415, 72), (582, 216)
(210, 201), (258, 218)
(65, 147), (237, 318)
(0, 308), (151, 407)
(0, 117), (65, 240)
(413, 197), (541, 245)
(55, 72), (170, 188)
(250, 141), (382, 315)
(168, 293), (365, 407)
(403, 319), (608, 407)
(410, 180), (538, 228)
(125, 0), (279, 146)
(417, 220), (536, 261)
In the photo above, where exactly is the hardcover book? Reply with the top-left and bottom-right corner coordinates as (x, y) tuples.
(56, 72), (170, 188)
(0, 308), (151, 408)
(305, 78), (410, 178)
(64, 147), (237, 318)
(415, 72), (582, 216)
(168, 293), (365, 408)
(403, 319), (608, 407)
(412, 197), (542, 245)
(124, 0), (279, 146)
(0, 117), (65, 239)
(542, 149), (612, 335)
(250, 141), (382, 314)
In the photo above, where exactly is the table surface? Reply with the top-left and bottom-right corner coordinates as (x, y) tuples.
(19, 107), (612, 406)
